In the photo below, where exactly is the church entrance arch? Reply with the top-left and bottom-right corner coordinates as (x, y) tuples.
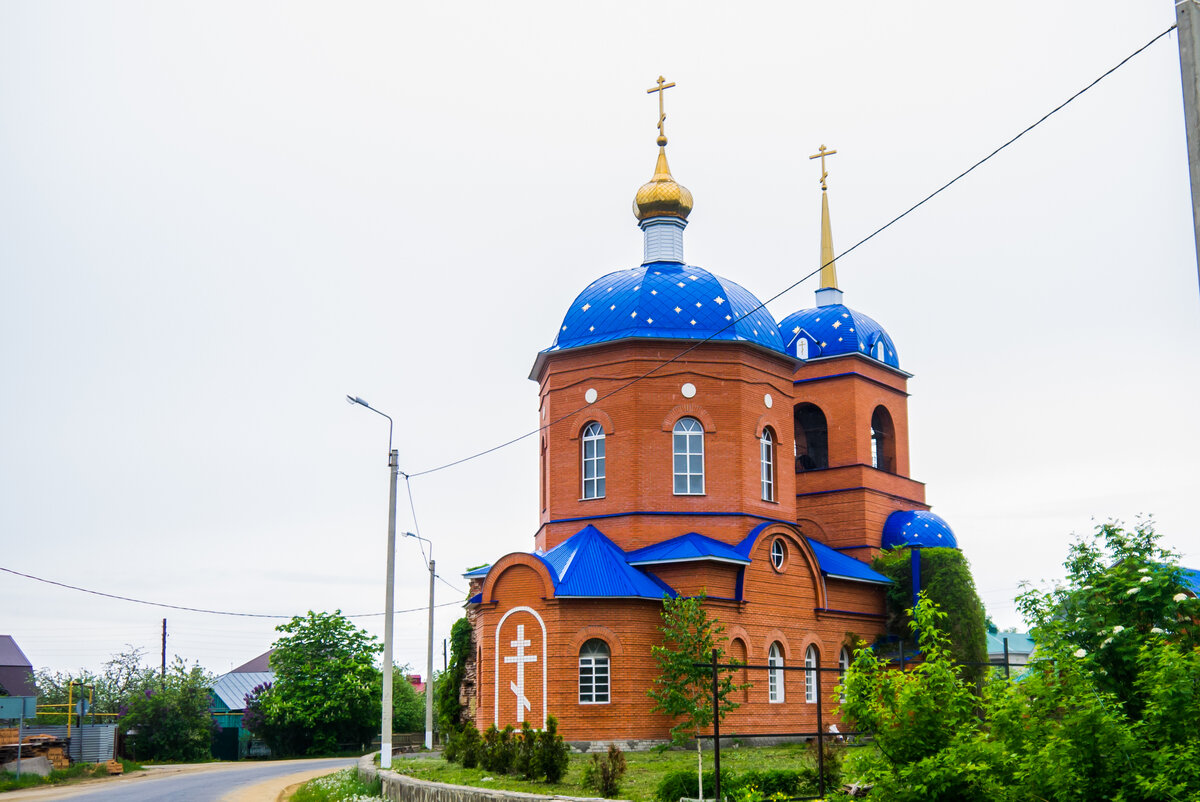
(494, 606), (548, 729)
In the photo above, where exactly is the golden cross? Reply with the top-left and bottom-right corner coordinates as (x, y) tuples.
(646, 75), (676, 143)
(809, 144), (838, 190)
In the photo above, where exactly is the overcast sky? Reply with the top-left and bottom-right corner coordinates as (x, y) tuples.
(2, 2), (1196, 677)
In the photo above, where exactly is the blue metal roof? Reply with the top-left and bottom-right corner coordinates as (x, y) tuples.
(987, 632), (1035, 656)
(778, 303), (899, 368)
(463, 564), (491, 579)
(547, 262), (787, 355)
(882, 510), (958, 549)
(626, 532), (751, 566)
(210, 671), (273, 712)
(734, 522), (890, 585)
(540, 525), (676, 599)
(806, 538), (892, 585)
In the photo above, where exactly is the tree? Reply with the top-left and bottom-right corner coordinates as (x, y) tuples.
(873, 547), (989, 682)
(247, 610), (381, 755)
(384, 667), (425, 733)
(840, 521), (1200, 801)
(647, 595), (745, 801)
(35, 645), (157, 724)
(120, 658), (217, 762)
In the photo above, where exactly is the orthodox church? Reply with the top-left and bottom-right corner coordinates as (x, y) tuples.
(462, 80), (959, 744)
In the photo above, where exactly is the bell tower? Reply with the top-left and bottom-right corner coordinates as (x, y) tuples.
(779, 147), (928, 560)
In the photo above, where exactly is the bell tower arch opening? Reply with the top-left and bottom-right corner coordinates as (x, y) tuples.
(794, 403), (828, 471)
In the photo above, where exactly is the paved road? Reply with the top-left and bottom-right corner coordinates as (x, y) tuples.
(4, 757), (356, 802)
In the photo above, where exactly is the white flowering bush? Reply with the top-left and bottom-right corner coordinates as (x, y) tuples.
(840, 519), (1200, 801)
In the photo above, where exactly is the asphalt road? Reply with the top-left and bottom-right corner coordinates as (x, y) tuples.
(5, 757), (356, 802)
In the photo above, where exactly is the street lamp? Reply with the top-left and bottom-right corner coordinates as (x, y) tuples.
(403, 531), (435, 751)
(346, 394), (398, 770)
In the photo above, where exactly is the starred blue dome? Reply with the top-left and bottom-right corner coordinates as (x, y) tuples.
(778, 303), (900, 368)
(548, 262), (787, 354)
(882, 510), (958, 549)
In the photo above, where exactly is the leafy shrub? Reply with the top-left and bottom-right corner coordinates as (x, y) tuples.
(534, 715), (570, 783)
(581, 744), (626, 798)
(734, 769), (813, 798)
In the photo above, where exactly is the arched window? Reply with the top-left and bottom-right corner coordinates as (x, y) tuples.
(760, 428), (775, 501)
(805, 645), (819, 704)
(793, 404), (829, 470)
(768, 642), (785, 703)
(870, 406), (896, 473)
(578, 639), (610, 704)
(673, 417), (704, 495)
(873, 338), (886, 361)
(581, 422), (606, 499)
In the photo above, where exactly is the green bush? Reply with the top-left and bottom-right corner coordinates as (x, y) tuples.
(581, 744), (627, 798)
(654, 768), (733, 802)
(456, 725), (483, 769)
(734, 768), (813, 797)
(513, 720), (536, 779)
(481, 724), (517, 774)
(534, 715), (570, 783)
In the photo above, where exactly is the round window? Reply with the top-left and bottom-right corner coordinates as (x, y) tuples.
(770, 538), (786, 571)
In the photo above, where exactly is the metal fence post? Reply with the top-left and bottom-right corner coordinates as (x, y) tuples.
(815, 664), (824, 798)
(1003, 637), (1010, 680)
(711, 648), (721, 802)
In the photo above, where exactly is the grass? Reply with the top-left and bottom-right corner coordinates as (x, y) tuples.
(384, 743), (833, 801)
(289, 768), (384, 801)
(0, 759), (142, 792)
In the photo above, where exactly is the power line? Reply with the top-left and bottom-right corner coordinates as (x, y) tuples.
(0, 565), (461, 619)
(406, 24), (1177, 479)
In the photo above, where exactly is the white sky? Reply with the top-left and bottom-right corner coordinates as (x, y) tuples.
(2, 2), (1196, 676)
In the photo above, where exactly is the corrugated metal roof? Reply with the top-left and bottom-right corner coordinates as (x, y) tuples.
(543, 525), (675, 599)
(627, 532), (750, 566)
(230, 650), (273, 673)
(0, 635), (31, 668)
(805, 539), (892, 585)
(777, 302), (900, 368)
(987, 632), (1035, 655)
(463, 565), (491, 579)
(210, 671), (273, 711)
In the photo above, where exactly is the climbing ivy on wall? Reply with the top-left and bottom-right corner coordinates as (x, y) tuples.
(436, 616), (474, 733)
(872, 547), (988, 681)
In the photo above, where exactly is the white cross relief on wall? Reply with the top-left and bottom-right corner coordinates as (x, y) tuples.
(494, 606), (547, 729)
(504, 624), (537, 722)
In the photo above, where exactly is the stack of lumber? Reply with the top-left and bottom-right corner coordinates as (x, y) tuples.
(0, 730), (70, 769)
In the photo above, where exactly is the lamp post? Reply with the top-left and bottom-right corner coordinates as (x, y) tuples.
(403, 531), (435, 750)
(346, 395), (398, 769)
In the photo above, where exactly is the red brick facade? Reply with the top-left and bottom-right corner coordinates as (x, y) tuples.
(465, 322), (932, 742)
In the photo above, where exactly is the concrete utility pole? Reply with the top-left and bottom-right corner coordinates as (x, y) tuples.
(1176, 0), (1200, 287)
(346, 395), (398, 770)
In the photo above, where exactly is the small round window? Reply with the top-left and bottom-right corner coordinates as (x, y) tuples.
(770, 538), (787, 571)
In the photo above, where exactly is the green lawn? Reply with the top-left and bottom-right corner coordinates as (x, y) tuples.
(0, 759), (142, 793)
(386, 743), (834, 801)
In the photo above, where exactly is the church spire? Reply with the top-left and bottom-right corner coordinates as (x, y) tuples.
(809, 144), (844, 306)
(634, 76), (692, 264)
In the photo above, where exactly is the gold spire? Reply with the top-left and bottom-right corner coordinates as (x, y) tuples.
(809, 144), (839, 289)
(634, 76), (693, 221)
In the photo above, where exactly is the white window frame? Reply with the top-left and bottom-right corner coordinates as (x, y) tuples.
(770, 538), (786, 571)
(805, 645), (819, 704)
(581, 422), (606, 499)
(672, 417), (705, 495)
(838, 647), (851, 703)
(578, 639), (610, 704)
(760, 428), (775, 501)
(768, 642), (784, 703)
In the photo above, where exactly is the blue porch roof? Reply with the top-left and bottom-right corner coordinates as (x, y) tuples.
(626, 532), (751, 566)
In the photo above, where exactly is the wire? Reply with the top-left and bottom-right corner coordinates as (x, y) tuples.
(0, 565), (461, 620)
(405, 24), (1177, 479)
(402, 474), (430, 570)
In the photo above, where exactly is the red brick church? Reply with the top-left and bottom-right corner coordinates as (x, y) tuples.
(463, 82), (959, 744)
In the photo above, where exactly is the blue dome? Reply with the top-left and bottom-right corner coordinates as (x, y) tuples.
(778, 303), (900, 368)
(549, 262), (786, 354)
(882, 510), (958, 549)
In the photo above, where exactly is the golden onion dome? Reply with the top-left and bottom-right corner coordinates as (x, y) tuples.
(633, 139), (693, 221)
